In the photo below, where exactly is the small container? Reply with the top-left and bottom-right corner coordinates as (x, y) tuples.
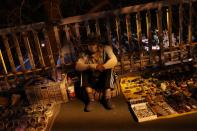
(67, 85), (75, 99)
(66, 76), (75, 100)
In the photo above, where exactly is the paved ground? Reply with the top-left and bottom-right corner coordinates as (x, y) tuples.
(52, 94), (197, 131)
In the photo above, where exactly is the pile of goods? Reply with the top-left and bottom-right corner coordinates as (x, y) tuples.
(0, 102), (56, 131)
(0, 76), (65, 130)
(120, 65), (197, 122)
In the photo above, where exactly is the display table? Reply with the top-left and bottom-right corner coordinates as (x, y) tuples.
(119, 65), (197, 122)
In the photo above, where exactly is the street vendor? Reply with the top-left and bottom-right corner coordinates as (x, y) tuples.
(75, 35), (118, 112)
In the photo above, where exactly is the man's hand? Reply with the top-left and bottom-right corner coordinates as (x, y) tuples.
(96, 64), (105, 72)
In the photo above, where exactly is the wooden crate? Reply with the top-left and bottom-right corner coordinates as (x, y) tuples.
(25, 76), (68, 105)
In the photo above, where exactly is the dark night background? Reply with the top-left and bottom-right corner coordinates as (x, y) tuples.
(0, 0), (161, 28)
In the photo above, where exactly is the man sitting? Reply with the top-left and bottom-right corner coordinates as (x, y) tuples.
(75, 36), (117, 112)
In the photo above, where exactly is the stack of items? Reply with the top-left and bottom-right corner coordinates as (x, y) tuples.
(129, 98), (157, 122)
(0, 103), (56, 131)
(120, 67), (197, 122)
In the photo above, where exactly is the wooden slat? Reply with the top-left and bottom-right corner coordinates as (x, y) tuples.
(0, 66), (51, 78)
(115, 16), (124, 74)
(146, 10), (152, 64)
(136, 12), (143, 69)
(75, 23), (81, 43)
(179, 0), (183, 62)
(32, 30), (45, 67)
(0, 22), (45, 35)
(53, 26), (62, 65)
(0, 49), (8, 74)
(12, 34), (25, 71)
(126, 14), (132, 52)
(115, 16), (121, 42)
(156, 7), (164, 65)
(53, 26), (61, 56)
(167, 1), (173, 50)
(85, 21), (91, 36)
(106, 18), (112, 44)
(60, 0), (183, 25)
(1, 35), (16, 72)
(74, 23), (81, 56)
(43, 29), (56, 67)
(64, 25), (71, 42)
(188, 0), (192, 45)
(179, 0), (183, 46)
(22, 32), (36, 69)
(95, 19), (101, 37)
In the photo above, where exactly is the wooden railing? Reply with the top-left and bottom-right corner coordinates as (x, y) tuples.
(54, 0), (196, 73)
(0, 0), (196, 90)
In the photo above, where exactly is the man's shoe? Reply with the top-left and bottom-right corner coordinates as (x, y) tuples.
(103, 99), (114, 110)
(84, 101), (94, 112)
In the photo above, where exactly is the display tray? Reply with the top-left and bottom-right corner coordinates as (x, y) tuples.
(120, 65), (197, 122)
(130, 102), (157, 122)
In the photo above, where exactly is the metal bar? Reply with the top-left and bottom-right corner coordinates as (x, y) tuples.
(1, 35), (16, 72)
(156, 7), (164, 65)
(12, 33), (25, 71)
(43, 29), (56, 67)
(22, 32), (36, 69)
(32, 30), (45, 67)
(167, 1), (173, 50)
(136, 12), (143, 69)
(146, 10), (152, 64)
(95, 19), (101, 37)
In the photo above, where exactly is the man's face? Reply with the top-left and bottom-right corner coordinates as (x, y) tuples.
(88, 42), (98, 53)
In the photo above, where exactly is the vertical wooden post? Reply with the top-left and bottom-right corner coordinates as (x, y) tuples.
(43, 29), (56, 67)
(53, 26), (61, 57)
(157, 7), (163, 65)
(12, 34), (25, 71)
(95, 19), (101, 38)
(53, 26), (62, 65)
(126, 14), (132, 53)
(115, 16), (124, 73)
(115, 16), (121, 42)
(179, 0), (183, 61)
(188, 0), (193, 58)
(136, 12), (143, 69)
(167, 1), (172, 50)
(2, 35), (16, 73)
(0, 49), (8, 74)
(146, 10), (152, 64)
(75, 23), (81, 44)
(74, 23), (81, 56)
(32, 30), (46, 67)
(85, 21), (91, 36)
(64, 25), (71, 42)
(106, 18), (112, 44)
(22, 32), (36, 69)
(188, 0), (192, 46)
(63, 25), (73, 64)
